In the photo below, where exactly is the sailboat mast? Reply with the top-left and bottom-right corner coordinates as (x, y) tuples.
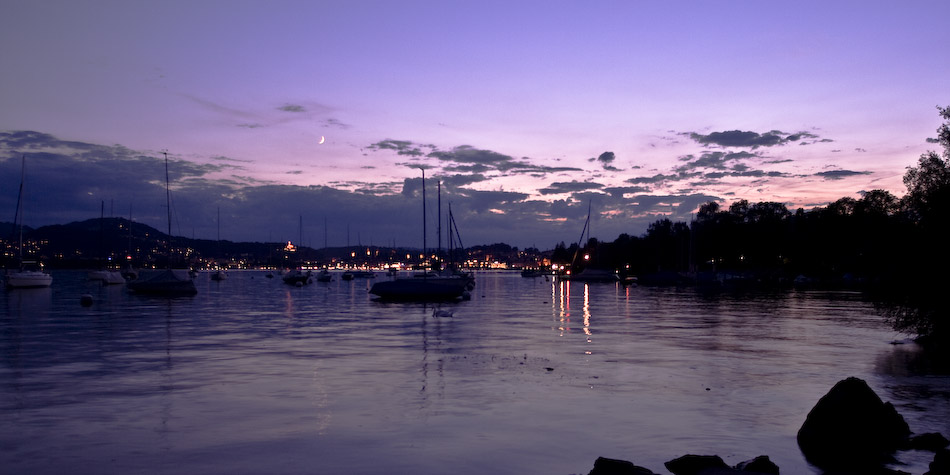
(571, 200), (592, 269)
(99, 200), (105, 264)
(421, 169), (427, 267)
(127, 203), (133, 262)
(163, 152), (171, 237)
(437, 179), (442, 268)
(15, 156), (25, 263)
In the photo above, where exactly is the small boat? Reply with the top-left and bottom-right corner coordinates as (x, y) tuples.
(346, 270), (375, 279)
(121, 265), (138, 281)
(316, 269), (332, 282)
(5, 156), (52, 289)
(341, 271), (354, 281)
(128, 269), (197, 296)
(210, 269), (228, 281)
(5, 266), (53, 289)
(566, 268), (620, 283)
(521, 268), (545, 278)
(88, 201), (124, 285)
(369, 169), (474, 301)
(370, 275), (472, 301)
(88, 269), (126, 285)
(125, 152), (196, 296)
(562, 201), (621, 284)
(282, 269), (313, 285)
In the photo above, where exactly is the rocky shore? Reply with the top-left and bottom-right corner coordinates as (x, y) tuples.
(584, 377), (949, 475)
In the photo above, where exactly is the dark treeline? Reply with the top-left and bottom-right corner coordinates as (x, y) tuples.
(555, 106), (950, 343)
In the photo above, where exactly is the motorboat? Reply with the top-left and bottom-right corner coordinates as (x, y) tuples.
(88, 269), (126, 285)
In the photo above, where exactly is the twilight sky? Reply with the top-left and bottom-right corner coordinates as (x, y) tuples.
(1, 1), (948, 249)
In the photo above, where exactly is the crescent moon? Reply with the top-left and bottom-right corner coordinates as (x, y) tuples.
(318, 136), (326, 145)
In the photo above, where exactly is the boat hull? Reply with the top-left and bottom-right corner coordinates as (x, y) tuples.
(89, 270), (126, 285)
(127, 269), (197, 296)
(369, 277), (471, 301)
(282, 270), (313, 285)
(5, 270), (53, 288)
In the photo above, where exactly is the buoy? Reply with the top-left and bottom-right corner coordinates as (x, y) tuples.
(80, 294), (94, 307)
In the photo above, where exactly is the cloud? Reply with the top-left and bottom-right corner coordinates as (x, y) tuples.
(813, 170), (872, 180)
(0, 129), (881, 250)
(367, 139), (432, 157)
(675, 151), (759, 172)
(278, 104), (306, 113)
(538, 180), (604, 195)
(589, 151), (621, 171)
(323, 118), (351, 130)
(688, 129), (820, 148)
(626, 173), (699, 186)
(370, 141), (584, 179)
(603, 186), (651, 197)
(439, 173), (490, 188)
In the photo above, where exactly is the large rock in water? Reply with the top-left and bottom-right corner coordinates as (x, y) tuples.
(588, 456), (657, 475)
(797, 377), (911, 469)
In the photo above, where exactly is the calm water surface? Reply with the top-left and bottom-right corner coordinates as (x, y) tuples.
(2, 271), (948, 474)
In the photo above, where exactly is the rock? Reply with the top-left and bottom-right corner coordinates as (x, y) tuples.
(911, 433), (950, 451)
(588, 456), (657, 475)
(664, 455), (730, 475)
(797, 377), (911, 470)
(734, 455), (779, 474)
(927, 448), (950, 475)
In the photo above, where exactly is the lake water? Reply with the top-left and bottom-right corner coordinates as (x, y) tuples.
(2, 270), (948, 474)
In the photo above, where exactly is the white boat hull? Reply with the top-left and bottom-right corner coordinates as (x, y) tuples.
(6, 270), (53, 288)
(89, 270), (126, 285)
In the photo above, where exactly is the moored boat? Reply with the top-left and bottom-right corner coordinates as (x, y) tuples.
(88, 269), (126, 285)
(5, 156), (52, 289)
(368, 169), (474, 301)
(6, 266), (53, 289)
(125, 152), (196, 296)
(369, 275), (471, 301)
(283, 269), (313, 285)
(127, 269), (197, 296)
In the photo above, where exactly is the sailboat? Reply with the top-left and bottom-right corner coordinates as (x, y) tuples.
(88, 201), (126, 285)
(563, 200), (619, 283)
(210, 207), (228, 281)
(121, 206), (139, 280)
(282, 215), (312, 286)
(369, 170), (472, 301)
(127, 152), (197, 296)
(5, 156), (53, 289)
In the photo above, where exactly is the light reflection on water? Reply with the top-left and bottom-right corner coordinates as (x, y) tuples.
(1, 270), (948, 475)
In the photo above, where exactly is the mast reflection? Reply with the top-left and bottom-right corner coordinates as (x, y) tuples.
(551, 280), (593, 341)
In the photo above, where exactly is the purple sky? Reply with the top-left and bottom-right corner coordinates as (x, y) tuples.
(1, 1), (948, 249)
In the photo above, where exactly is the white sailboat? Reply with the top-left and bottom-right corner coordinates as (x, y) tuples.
(88, 201), (125, 285)
(5, 156), (52, 289)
